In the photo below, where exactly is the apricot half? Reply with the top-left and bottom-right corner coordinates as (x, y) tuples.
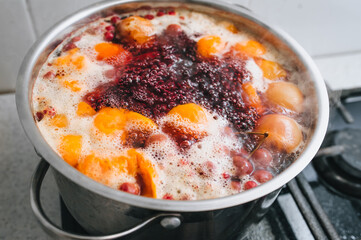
(266, 82), (304, 112)
(125, 111), (157, 132)
(234, 40), (266, 58)
(76, 102), (96, 116)
(197, 36), (225, 58)
(49, 114), (68, 128)
(255, 114), (302, 153)
(94, 107), (126, 134)
(167, 103), (208, 127)
(117, 16), (154, 44)
(58, 135), (82, 167)
(255, 58), (287, 80)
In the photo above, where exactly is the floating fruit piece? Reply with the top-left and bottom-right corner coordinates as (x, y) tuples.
(94, 42), (130, 66)
(94, 42), (124, 60)
(117, 16), (154, 44)
(244, 181), (258, 190)
(119, 182), (140, 195)
(76, 102), (96, 116)
(145, 134), (168, 147)
(125, 149), (139, 177)
(94, 107), (126, 134)
(224, 22), (238, 33)
(234, 40), (266, 57)
(197, 36), (225, 58)
(255, 114), (302, 153)
(61, 80), (81, 92)
(54, 49), (84, 70)
(125, 111), (157, 132)
(242, 82), (263, 112)
(137, 152), (157, 198)
(255, 58), (287, 80)
(77, 154), (107, 182)
(252, 148), (273, 168)
(265, 81), (304, 112)
(58, 135), (82, 167)
(78, 154), (128, 184)
(253, 170), (273, 183)
(49, 114), (68, 128)
(168, 103), (208, 126)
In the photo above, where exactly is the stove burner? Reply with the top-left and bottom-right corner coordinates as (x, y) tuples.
(313, 129), (361, 199)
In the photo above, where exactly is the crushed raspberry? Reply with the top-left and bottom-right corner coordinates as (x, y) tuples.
(168, 11), (176, 15)
(105, 25), (115, 31)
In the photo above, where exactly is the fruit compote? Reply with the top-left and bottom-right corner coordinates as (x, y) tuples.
(32, 7), (313, 200)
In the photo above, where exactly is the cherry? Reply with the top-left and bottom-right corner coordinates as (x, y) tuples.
(144, 14), (154, 20)
(252, 148), (273, 167)
(119, 182), (140, 195)
(104, 32), (114, 41)
(233, 156), (253, 175)
(156, 11), (165, 17)
(105, 25), (115, 31)
(253, 170), (273, 183)
(145, 133), (168, 146)
(244, 181), (257, 190)
(168, 11), (176, 15)
(110, 16), (120, 24)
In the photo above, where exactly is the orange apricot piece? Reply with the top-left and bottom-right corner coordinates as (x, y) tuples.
(255, 58), (287, 80)
(197, 36), (225, 58)
(62, 80), (81, 92)
(220, 21), (238, 33)
(242, 82), (263, 112)
(94, 42), (125, 60)
(77, 154), (107, 182)
(136, 153), (157, 198)
(234, 40), (266, 58)
(255, 114), (302, 153)
(54, 49), (84, 70)
(58, 135), (82, 167)
(49, 114), (69, 128)
(76, 102), (96, 116)
(125, 111), (157, 132)
(266, 82), (304, 112)
(117, 16), (154, 44)
(168, 103), (208, 126)
(94, 107), (126, 134)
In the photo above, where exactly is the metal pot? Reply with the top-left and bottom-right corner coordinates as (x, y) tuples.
(16, 1), (329, 239)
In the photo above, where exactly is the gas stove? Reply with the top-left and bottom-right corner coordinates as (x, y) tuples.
(57, 87), (361, 240)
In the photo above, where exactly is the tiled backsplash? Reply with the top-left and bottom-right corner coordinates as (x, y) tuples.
(1, 0), (360, 92)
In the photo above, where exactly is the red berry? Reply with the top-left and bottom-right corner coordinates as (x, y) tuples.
(110, 16), (120, 24)
(43, 71), (55, 80)
(105, 25), (115, 31)
(162, 193), (174, 200)
(253, 170), (273, 183)
(63, 42), (76, 52)
(157, 11), (165, 17)
(35, 112), (44, 121)
(104, 32), (114, 41)
(222, 172), (230, 179)
(119, 182), (140, 195)
(233, 156), (253, 175)
(165, 24), (182, 35)
(179, 16), (185, 20)
(168, 11), (176, 15)
(144, 14), (154, 20)
(244, 181), (257, 190)
(252, 148), (273, 167)
(72, 36), (82, 42)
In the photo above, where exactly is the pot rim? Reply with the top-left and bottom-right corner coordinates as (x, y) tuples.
(16, 0), (329, 212)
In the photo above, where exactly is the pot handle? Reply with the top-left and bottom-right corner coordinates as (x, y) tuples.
(30, 159), (182, 240)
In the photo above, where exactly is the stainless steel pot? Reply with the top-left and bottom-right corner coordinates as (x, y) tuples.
(16, 0), (329, 239)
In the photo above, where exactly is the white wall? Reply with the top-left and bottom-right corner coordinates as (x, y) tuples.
(1, 0), (360, 92)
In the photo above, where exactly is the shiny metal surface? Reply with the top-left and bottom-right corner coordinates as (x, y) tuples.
(17, 0), (329, 238)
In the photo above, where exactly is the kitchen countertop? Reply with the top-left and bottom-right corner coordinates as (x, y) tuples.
(1, 1), (361, 239)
